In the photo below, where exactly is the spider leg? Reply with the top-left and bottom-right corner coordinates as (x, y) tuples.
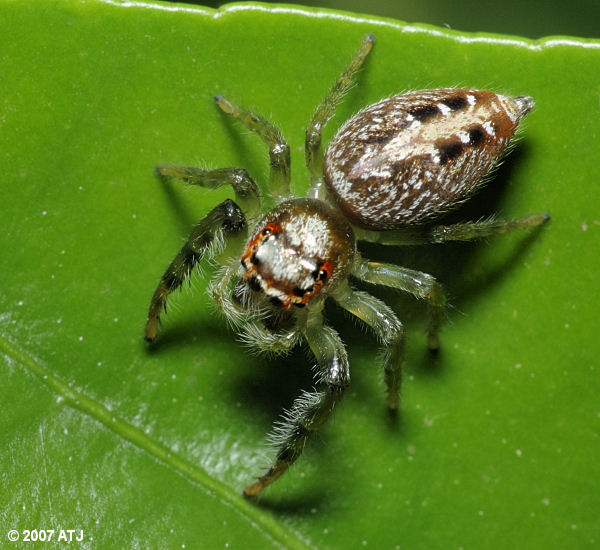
(305, 34), (374, 199)
(244, 313), (349, 497)
(332, 284), (404, 410)
(214, 95), (290, 203)
(352, 254), (446, 352)
(239, 320), (302, 356)
(144, 199), (246, 341)
(354, 214), (550, 246)
(156, 165), (261, 219)
(207, 261), (252, 329)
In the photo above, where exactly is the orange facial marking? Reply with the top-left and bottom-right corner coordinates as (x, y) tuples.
(240, 220), (337, 309)
(319, 261), (333, 281)
(241, 222), (282, 277)
(285, 259), (333, 307)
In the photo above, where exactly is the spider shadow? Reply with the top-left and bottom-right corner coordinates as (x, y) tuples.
(151, 169), (200, 235)
(142, 314), (339, 509)
(141, 298), (315, 416)
(143, 314), (233, 356)
(231, 336), (352, 510)
(214, 107), (272, 191)
(145, 136), (544, 510)
(356, 144), (545, 370)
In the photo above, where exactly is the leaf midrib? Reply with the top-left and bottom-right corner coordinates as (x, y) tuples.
(0, 334), (310, 550)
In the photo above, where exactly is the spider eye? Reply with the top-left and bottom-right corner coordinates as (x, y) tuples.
(261, 223), (280, 237)
(312, 262), (332, 282)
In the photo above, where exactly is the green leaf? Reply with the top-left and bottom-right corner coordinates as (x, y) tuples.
(2, 1), (598, 548)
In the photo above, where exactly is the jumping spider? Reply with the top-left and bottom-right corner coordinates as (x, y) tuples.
(145, 35), (548, 497)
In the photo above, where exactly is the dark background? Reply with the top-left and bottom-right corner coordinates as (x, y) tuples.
(174, 0), (599, 39)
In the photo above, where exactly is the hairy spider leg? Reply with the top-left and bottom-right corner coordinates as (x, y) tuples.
(351, 254), (447, 352)
(207, 261), (253, 329)
(332, 283), (405, 410)
(238, 320), (302, 355)
(305, 34), (375, 199)
(214, 95), (290, 203)
(244, 312), (349, 498)
(355, 214), (550, 246)
(145, 199), (246, 341)
(156, 165), (262, 220)
(210, 260), (304, 351)
(352, 215), (550, 350)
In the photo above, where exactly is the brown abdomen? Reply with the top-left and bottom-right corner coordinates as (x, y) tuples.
(323, 89), (534, 230)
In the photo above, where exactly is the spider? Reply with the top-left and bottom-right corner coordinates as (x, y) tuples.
(144, 34), (549, 497)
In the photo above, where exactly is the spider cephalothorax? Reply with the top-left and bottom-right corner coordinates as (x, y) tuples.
(145, 34), (548, 498)
(240, 198), (355, 309)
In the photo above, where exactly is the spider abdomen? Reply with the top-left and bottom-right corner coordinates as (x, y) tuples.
(323, 89), (534, 230)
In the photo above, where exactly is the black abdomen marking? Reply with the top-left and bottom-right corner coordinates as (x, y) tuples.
(323, 89), (532, 230)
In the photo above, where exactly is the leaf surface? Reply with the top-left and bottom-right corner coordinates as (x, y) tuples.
(1, 1), (599, 548)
